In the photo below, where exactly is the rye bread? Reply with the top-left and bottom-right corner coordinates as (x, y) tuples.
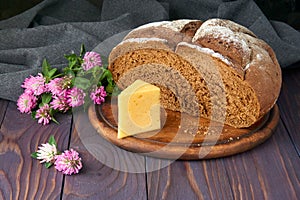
(108, 19), (282, 128)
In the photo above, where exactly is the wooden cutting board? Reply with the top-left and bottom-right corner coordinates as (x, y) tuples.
(88, 97), (280, 160)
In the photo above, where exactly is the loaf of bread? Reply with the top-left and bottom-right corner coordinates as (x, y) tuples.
(108, 19), (282, 128)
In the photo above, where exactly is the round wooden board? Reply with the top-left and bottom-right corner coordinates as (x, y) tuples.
(88, 98), (280, 160)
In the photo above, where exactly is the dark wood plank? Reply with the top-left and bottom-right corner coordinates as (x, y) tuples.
(0, 101), (72, 200)
(146, 157), (234, 199)
(223, 120), (300, 199)
(62, 110), (147, 200)
(277, 67), (300, 155)
(0, 99), (9, 126)
(146, 120), (300, 200)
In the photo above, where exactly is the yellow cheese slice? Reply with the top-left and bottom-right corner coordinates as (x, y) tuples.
(118, 80), (161, 139)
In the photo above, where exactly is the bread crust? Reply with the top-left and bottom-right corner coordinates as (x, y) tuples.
(108, 19), (282, 128)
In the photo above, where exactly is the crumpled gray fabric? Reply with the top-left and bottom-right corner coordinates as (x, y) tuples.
(0, 0), (299, 101)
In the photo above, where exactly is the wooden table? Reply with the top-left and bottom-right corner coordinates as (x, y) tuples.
(0, 64), (299, 200)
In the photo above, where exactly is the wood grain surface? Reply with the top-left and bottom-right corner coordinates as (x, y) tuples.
(146, 157), (234, 200)
(278, 67), (300, 156)
(0, 101), (72, 200)
(0, 66), (299, 200)
(223, 120), (300, 199)
(61, 110), (147, 200)
(0, 99), (8, 126)
(145, 119), (300, 200)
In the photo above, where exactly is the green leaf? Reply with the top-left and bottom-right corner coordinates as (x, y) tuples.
(80, 44), (86, 57)
(51, 73), (64, 79)
(105, 83), (115, 94)
(31, 152), (38, 159)
(64, 69), (76, 78)
(31, 111), (37, 120)
(64, 54), (78, 69)
(84, 67), (102, 87)
(48, 109), (60, 125)
(42, 59), (50, 77)
(51, 117), (60, 125)
(48, 68), (58, 79)
(48, 135), (57, 147)
(101, 69), (113, 82)
(41, 93), (52, 104)
(44, 162), (53, 169)
(91, 66), (102, 78)
(64, 54), (77, 61)
(74, 77), (91, 90)
(39, 102), (44, 108)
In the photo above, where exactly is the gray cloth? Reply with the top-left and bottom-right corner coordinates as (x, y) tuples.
(0, 0), (299, 101)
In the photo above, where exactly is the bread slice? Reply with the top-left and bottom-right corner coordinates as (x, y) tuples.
(108, 19), (282, 128)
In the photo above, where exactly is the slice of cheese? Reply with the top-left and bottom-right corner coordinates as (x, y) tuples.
(118, 80), (160, 139)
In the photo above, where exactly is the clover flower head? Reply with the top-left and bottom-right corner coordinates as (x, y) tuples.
(17, 92), (37, 113)
(50, 91), (70, 112)
(36, 143), (58, 163)
(54, 149), (82, 175)
(35, 104), (52, 125)
(22, 73), (47, 96)
(67, 87), (85, 107)
(82, 52), (102, 71)
(90, 86), (107, 105)
(47, 76), (70, 95)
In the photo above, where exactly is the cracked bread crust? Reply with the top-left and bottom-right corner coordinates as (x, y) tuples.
(108, 18), (282, 128)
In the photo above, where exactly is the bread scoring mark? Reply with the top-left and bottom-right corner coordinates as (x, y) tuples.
(197, 18), (256, 37)
(177, 42), (232, 66)
(244, 63), (251, 71)
(119, 37), (169, 45)
(243, 51), (263, 72)
(135, 19), (199, 33)
(162, 19), (199, 32)
(192, 25), (249, 55)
